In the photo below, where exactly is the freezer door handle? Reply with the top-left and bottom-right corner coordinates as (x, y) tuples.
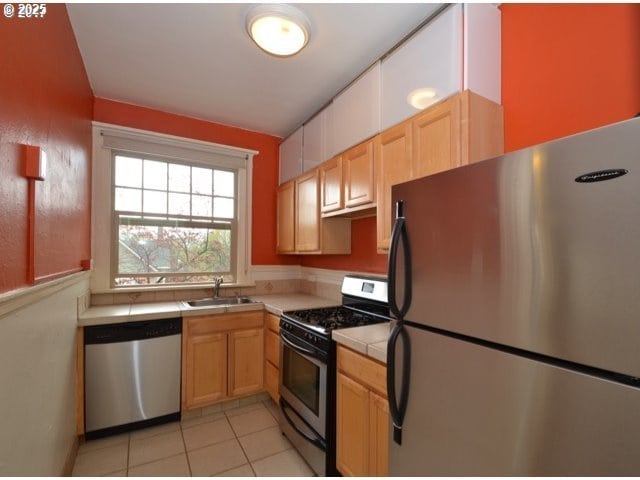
(387, 321), (411, 445)
(388, 201), (412, 319)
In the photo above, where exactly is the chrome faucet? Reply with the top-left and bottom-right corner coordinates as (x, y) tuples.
(213, 276), (224, 298)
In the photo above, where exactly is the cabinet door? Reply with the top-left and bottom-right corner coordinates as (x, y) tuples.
(183, 332), (227, 409)
(264, 328), (280, 368)
(320, 156), (343, 213)
(264, 360), (280, 403)
(413, 95), (461, 178)
(344, 140), (375, 208)
(369, 391), (389, 477)
(375, 123), (413, 251)
(276, 181), (295, 253)
(228, 328), (264, 397)
(336, 372), (370, 477)
(295, 170), (320, 252)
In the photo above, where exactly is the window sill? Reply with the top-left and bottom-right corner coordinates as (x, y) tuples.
(91, 282), (256, 295)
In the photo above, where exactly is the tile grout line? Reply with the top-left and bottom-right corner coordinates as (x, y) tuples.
(179, 423), (194, 477)
(230, 412), (259, 477)
(126, 433), (131, 476)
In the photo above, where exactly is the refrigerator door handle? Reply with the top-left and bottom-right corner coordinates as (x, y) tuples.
(387, 321), (411, 445)
(388, 201), (412, 319)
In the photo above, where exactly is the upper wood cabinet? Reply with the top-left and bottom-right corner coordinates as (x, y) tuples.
(279, 127), (303, 184)
(412, 94), (461, 178)
(320, 156), (343, 213)
(276, 169), (351, 255)
(295, 170), (322, 252)
(330, 63), (381, 158)
(296, 169), (351, 254)
(376, 90), (503, 251)
(343, 140), (375, 209)
(319, 138), (376, 219)
(375, 122), (413, 251)
(276, 180), (295, 254)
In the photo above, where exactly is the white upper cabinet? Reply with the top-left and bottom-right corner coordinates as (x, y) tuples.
(303, 107), (327, 172)
(329, 62), (381, 157)
(381, 5), (463, 131)
(279, 126), (303, 184)
(463, 3), (501, 104)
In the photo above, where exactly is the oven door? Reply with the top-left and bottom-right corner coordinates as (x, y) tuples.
(279, 330), (327, 438)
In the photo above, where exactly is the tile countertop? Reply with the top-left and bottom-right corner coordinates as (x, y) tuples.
(332, 323), (391, 364)
(78, 293), (339, 327)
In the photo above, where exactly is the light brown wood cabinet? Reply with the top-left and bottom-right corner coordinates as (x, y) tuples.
(375, 122), (413, 251)
(336, 345), (389, 477)
(182, 311), (264, 410)
(276, 168), (351, 254)
(343, 140), (375, 209)
(320, 156), (343, 213)
(264, 313), (280, 402)
(376, 90), (504, 251)
(320, 139), (377, 219)
(276, 180), (295, 253)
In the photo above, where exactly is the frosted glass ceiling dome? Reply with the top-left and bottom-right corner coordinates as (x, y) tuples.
(246, 4), (311, 57)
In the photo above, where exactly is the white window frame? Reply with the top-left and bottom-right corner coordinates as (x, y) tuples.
(91, 122), (257, 292)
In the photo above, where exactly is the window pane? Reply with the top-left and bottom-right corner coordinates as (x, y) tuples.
(169, 164), (190, 193)
(214, 170), (235, 197)
(115, 187), (141, 212)
(168, 192), (190, 216)
(144, 160), (167, 190)
(192, 194), (212, 217)
(214, 197), (234, 219)
(115, 156), (142, 188)
(143, 190), (167, 214)
(192, 167), (212, 194)
(117, 224), (231, 277)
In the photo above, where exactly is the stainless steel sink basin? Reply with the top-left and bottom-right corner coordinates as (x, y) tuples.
(186, 297), (257, 307)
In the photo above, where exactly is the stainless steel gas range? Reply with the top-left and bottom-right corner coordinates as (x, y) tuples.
(278, 275), (390, 476)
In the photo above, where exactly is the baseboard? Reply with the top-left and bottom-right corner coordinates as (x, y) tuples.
(62, 435), (80, 476)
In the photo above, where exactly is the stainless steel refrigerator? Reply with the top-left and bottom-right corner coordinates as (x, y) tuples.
(386, 117), (640, 475)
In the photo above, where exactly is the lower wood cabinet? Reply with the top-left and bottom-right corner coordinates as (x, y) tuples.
(264, 313), (280, 402)
(336, 345), (389, 477)
(182, 311), (264, 410)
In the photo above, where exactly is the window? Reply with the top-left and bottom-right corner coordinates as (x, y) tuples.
(113, 154), (237, 286)
(91, 123), (256, 291)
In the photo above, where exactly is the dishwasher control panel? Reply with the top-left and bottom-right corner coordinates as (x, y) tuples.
(84, 317), (182, 344)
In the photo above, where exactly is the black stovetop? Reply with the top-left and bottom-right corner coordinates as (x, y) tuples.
(282, 303), (390, 334)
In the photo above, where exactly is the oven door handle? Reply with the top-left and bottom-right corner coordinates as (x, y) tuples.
(280, 397), (327, 451)
(280, 330), (322, 360)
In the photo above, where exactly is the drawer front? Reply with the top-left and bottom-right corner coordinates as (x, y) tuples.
(265, 313), (280, 333)
(265, 329), (280, 367)
(337, 345), (387, 396)
(187, 311), (264, 335)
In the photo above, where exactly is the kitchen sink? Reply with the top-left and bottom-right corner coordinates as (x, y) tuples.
(186, 297), (258, 307)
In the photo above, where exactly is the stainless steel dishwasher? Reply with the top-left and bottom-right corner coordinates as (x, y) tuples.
(84, 317), (181, 439)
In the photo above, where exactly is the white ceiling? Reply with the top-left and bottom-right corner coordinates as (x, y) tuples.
(67, 3), (443, 139)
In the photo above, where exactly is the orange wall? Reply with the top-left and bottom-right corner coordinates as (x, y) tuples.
(501, 3), (640, 153)
(0, 5), (93, 293)
(301, 216), (387, 274)
(93, 98), (299, 267)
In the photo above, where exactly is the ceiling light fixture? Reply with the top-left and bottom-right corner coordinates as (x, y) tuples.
(246, 4), (311, 57)
(407, 87), (438, 110)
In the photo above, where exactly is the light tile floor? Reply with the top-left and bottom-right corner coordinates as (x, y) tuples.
(72, 399), (314, 477)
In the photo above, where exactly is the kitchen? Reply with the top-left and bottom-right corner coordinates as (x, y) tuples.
(1, 2), (639, 477)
